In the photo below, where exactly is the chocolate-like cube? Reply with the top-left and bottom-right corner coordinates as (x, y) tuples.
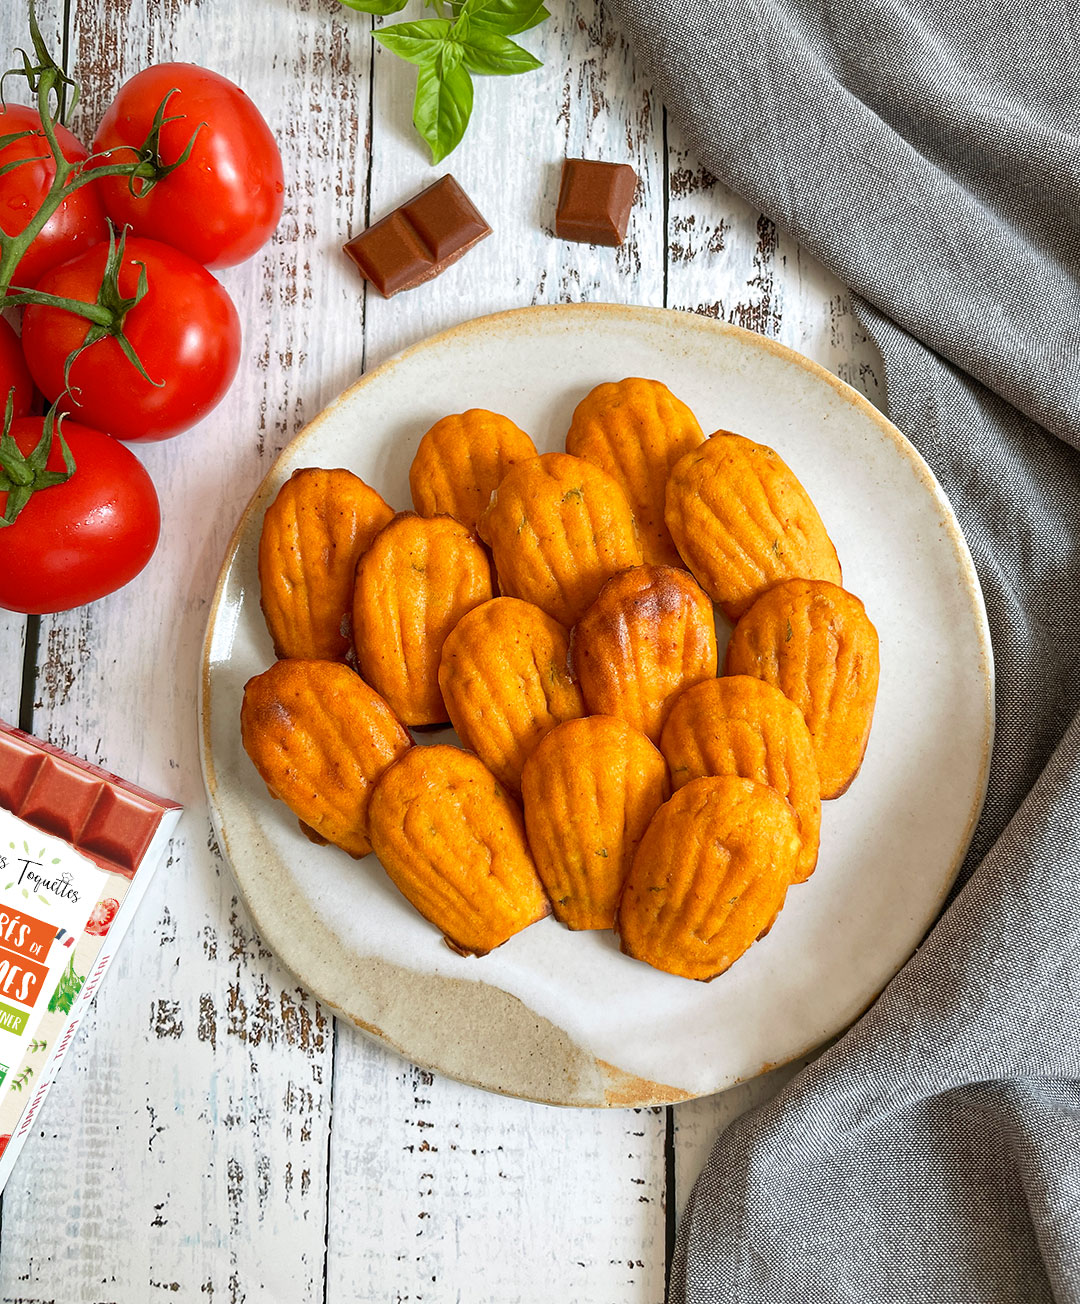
(343, 175), (491, 298)
(555, 158), (638, 247)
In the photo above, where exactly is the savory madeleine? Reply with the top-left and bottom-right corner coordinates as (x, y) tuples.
(521, 716), (669, 931)
(571, 564), (717, 743)
(438, 597), (584, 792)
(724, 579), (880, 799)
(665, 431), (842, 619)
(409, 408), (538, 532)
(368, 744), (550, 956)
(566, 377), (704, 567)
(353, 513), (493, 726)
(616, 776), (802, 981)
(660, 675), (821, 882)
(240, 658), (411, 858)
(477, 452), (642, 627)
(258, 466), (394, 661)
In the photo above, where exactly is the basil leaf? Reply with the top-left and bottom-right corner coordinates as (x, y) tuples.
(375, 18), (454, 64)
(339, 0), (410, 15)
(413, 56), (473, 164)
(458, 27), (542, 75)
(455, 0), (549, 36)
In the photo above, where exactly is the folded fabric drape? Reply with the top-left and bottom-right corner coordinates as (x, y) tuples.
(605, 0), (1080, 1297)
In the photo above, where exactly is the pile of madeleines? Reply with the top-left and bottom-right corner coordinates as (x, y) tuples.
(240, 377), (880, 982)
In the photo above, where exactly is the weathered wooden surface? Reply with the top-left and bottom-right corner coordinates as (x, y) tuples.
(0, 0), (881, 1300)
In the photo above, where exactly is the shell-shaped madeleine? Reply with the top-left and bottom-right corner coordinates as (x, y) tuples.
(566, 377), (704, 567)
(240, 659), (411, 858)
(409, 409), (538, 532)
(617, 776), (801, 981)
(477, 452), (643, 627)
(368, 745), (551, 956)
(521, 716), (669, 931)
(660, 676), (821, 882)
(665, 432), (842, 619)
(571, 565), (717, 743)
(352, 513), (493, 726)
(258, 467), (394, 661)
(724, 579), (880, 799)
(438, 598), (585, 792)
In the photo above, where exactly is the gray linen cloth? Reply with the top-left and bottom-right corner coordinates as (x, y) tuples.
(605, 0), (1080, 1298)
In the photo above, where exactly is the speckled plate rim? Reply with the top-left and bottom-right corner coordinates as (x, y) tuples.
(198, 302), (994, 1108)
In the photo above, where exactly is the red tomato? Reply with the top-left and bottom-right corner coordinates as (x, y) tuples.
(93, 63), (284, 269)
(0, 316), (33, 417)
(21, 236), (241, 442)
(0, 418), (160, 614)
(85, 898), (120, 936)
(0, 105), (109, 289)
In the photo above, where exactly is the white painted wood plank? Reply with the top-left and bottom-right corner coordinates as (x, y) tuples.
(0, 617), (26, 723)
(326, 4), (670, 1302)
(0, 3), (372, 1299)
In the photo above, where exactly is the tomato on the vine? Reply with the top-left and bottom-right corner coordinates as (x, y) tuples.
(0, 317), (33, 417)
(0, 104), (109, 289)
(93, 63), (284, 269)
(21, 236), (241, 442)
(0, 419), (160, 614)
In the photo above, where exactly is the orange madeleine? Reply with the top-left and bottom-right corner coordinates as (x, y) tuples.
(477, 452), (642, 627)
(616, 776), (802, 981)
(660, 675), (821, 882)
(521, 716), (669, 931)
(240, 658), (411, 858)
(368, 745), (550, 956)
(258, 466), (394, 661)
(571, 564), (717, 743)
(438, 597), (585, 792)
(566, 377), (704, 567)
(665, 431), (841, 619)
(409, 408), (538, 532)
(724, 579), (880, 799)
(352, 513), (493, 727)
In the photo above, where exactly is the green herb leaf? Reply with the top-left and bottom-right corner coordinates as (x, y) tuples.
(339, 0), (411, 14)
(455, 0), (549, 35)
(375, 18), (454, 64)
(458, 27), (541, 75)
(413, 54), (473, 164)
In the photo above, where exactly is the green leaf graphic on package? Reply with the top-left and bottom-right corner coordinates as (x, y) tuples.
(47, 955), (85, 1016)
(339, 0), (548, 161)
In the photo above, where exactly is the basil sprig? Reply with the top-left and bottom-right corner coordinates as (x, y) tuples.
(340, 0), (548, 163)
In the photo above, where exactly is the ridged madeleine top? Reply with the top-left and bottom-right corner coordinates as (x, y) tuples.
(438, 597), (585, 792)
(571, 564), (717, 743)
(665, 432), (841, 619)
(258, 467), (393, 661)
(724, 579), (880, 799)
(565, 377), (704, 567)
(477, 452), (643, 627)
(352, 513), (493, 726)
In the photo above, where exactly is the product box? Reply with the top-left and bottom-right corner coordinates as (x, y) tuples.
(0, 719), (182, 1190)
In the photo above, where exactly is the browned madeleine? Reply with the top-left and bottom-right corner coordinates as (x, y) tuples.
(660, 676), (821, 882)
(439, 597), (585, 792)
(353, 513), (493, 727)
(616, 776), (802, 981)
(368, 744), (550, 956)
(477, 452), (642, 628)
(665, 432), (842, 619)
(724, 579), (880, 799)
(521, 716), (669, 931)
(409, 409), (538, 532)
(566, 377), (704, 567)
(241, 659), (411, 858)
(571, 564), (717, 743)
(258, 467), (394, 661)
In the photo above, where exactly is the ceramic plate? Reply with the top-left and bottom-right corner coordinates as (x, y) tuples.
(199, 304), (993, 1108)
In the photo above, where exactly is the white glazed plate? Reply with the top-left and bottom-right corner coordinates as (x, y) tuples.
(200, 304), (993, 1108)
